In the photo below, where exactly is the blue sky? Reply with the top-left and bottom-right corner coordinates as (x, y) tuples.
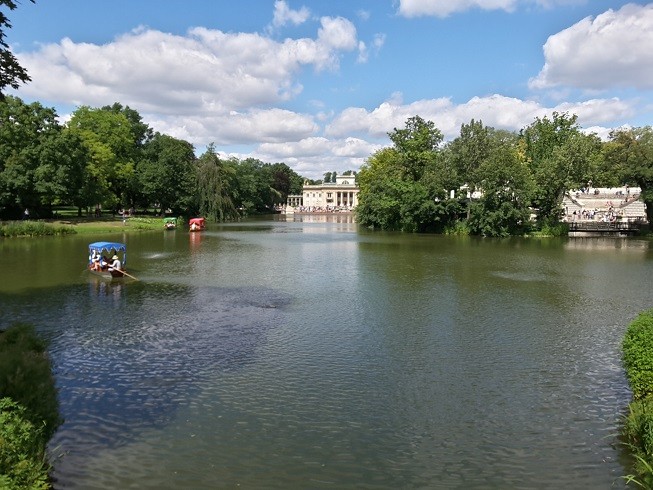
(8, 0), (653, 179)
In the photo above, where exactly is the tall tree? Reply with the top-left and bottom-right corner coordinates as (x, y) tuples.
(323, 171), (332, 184)
(468, 142), (535, 237)
(0, 96), (60, 217)
(388, 115), (443, 181)
(139, 133), (196, 215)
(358, 117), (452, 232)
(446, 119), (491, 190)
(520, 112), (593, 224)
(196, 144), (237, 221)
(0, 0), (34, 98)
(68, 106), (136, 211)
(605, 127), (653, 223)
(34, 129), (89, 216)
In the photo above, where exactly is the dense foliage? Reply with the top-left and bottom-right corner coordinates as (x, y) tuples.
(0, 323), (60, 490)
(0, 96), (304, 221)
(622, 309), (653, 485)
(0, 398), (50, 490)
(357, 114), (648, 236)
(0, 0), (34, 98)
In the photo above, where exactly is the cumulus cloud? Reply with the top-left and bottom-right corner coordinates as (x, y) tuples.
(326, 93), (635, 141)
(145, 108), (318, 146)
(530, 4), (653, 90)
(271, 0), (310, 28)
(397, 0), (585, 18)
(17, 17), (361, 114)
(15, 14), (364, 150)
(253, 136), (382, 178)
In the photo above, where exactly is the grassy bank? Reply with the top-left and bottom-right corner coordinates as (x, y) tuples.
(0, 323), (61, 489)
(622, 309), (653, 487)
(1, 215), (173, 237)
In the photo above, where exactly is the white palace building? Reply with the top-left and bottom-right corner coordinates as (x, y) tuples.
(285, 175), (359, 212)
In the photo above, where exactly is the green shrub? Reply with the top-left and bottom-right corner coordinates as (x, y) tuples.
(622, 309), (653, 487)
(623, 309), (653, 400)
(0, 397), (51, 490)
(0, 221), (75, 237)
(624, 399), (653, 458)
(533, 222), (569, 237)
(443, 220), (471, 236)
(0, 323), (61, 441)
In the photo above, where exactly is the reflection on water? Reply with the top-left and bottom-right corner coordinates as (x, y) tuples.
(276, 212), (356, 224)
(87, 277), (125, 301)
(0, 225), (650, 488)
(41, 282), (292, 487)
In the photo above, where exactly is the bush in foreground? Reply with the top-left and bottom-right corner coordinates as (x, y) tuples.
(622, 309), (653, 486)
(0, 323), (61, 489)
(0, 398), (51, 490)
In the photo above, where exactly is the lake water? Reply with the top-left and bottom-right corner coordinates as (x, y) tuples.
(1, 215), (650, 489)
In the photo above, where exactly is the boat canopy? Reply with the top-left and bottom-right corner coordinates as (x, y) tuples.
(88, 242), (127, 265)
(163, 217), (177, 224)
(189, 217), (205, 226)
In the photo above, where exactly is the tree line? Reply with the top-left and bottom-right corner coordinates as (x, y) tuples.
(0, 96), (305, 221)
(356, 114), (653, 236)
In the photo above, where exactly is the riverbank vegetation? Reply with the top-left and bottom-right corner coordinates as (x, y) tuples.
(622, 309), (653, 487)
(356, 115), (653, 236)
(0, 323), (60, 489)
(0, 96), (305, 224)
(1, 98), (651, 238)
(0, 220), (76, 237)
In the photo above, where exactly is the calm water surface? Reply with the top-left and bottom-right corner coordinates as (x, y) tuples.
(1, 215), (651, 489)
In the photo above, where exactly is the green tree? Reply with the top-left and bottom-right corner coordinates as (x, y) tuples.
(357, 117), (453, 231)
(0, 0), (34, 98)
(139, 133), (196, 215)
(196, 143), (237, 221)
(520, 112), (593, 225)
(388, 115), (443, 181)
(0, 96), (60, 218)
(446, 119), (491, 190)
(606, 127), (653, 223)
(232, 158), (268, 214)
(68, 106), (136, 212)
(34, 129), (89, 215)
(468, 142), (535, 237)
(270, 162), (302, 201)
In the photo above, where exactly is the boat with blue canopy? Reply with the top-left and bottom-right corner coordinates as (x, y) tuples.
(88, 241), (127, 279)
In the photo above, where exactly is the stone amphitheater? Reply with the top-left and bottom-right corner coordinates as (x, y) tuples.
(562, 186), (647, 223)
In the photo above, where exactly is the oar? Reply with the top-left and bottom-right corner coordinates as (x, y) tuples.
(119, 270), (139, 281)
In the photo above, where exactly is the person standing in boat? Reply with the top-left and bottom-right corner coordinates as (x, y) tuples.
(108, 254), (121, 272)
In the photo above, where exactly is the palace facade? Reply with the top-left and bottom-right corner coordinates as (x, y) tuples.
(286, 175), (359, 211)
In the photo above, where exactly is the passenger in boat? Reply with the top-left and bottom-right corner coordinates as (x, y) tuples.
(100, 255), (109, 270)
(108, 254), (121, 272)
(89, 250), (99, 270)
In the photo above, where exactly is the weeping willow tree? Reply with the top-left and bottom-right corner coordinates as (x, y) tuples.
(196, 144), (238, 221)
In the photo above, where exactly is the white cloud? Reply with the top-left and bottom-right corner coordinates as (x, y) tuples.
(397, 0), (585, 17)
(16, 18), (362, 132)
(145, 108), (318, 146)
(317, 16), (358, 51)
(271, 0), (310, 28)
(530, 4), (653, 90)
(253, 136), (381, 178)
(326, 93), (635, 141)
(398, 0), (518, 18)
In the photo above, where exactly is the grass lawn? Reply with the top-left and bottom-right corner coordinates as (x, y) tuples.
(2, 207), (180, 237)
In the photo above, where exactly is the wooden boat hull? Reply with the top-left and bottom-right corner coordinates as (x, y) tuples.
(88, 268), (125, 280)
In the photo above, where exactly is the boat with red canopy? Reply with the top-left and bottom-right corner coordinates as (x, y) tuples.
(189, 217), (205, 232)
